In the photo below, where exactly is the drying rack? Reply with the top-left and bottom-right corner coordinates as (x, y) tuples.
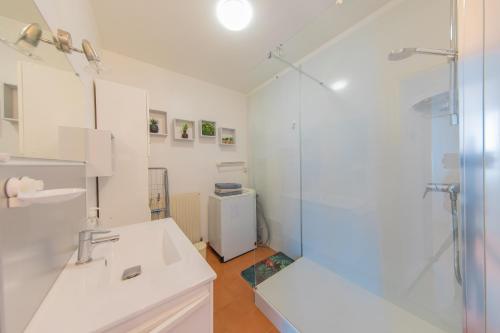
(148, 167), (171, 220)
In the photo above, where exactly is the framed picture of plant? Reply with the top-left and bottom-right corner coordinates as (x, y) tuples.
(173, 118), (195, 141)
(219, 127), (236, 146)
(149, 110), (167, 136)
(199, 120), (217, 138)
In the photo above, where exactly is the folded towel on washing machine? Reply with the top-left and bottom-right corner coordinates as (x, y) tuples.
(215, 187), (242, 193)
(215, 187), (243, 194)
(215, 183), (242, 190)
(215, 191), (243, 197)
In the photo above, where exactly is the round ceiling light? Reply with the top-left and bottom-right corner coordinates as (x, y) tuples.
(216, 0), (253, 31)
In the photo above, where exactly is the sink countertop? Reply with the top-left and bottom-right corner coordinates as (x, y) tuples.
(25, 219), (216, 333)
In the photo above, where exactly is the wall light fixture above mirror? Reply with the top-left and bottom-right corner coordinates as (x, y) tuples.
(1, 22), (103, 74)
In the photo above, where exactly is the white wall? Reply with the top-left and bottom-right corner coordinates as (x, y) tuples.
(0, 40), (21, 155)
(99, 50), (248, 240)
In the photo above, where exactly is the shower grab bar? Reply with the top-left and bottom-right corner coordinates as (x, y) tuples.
(268, 52), (326, 88)
(423, 183), (462, 285)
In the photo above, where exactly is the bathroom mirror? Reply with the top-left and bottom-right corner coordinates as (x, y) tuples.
(0, 0), (87, 160)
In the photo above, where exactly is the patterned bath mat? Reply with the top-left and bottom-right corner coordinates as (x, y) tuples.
(241, 252), (294, 288)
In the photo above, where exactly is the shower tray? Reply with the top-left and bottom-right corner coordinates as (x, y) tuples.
(255, 258), (447, 333)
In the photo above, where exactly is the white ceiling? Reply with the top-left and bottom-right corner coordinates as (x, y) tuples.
(91, 0), (392, 93)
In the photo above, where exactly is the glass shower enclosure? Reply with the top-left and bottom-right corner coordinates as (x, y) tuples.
(248, 0), (466, 331)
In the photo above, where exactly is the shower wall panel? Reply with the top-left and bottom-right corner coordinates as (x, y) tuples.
(299, 0), (460, 331)
(248, 71), (302, 259)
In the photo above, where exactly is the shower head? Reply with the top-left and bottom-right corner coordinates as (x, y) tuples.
(388, 47), (457, 61)
(388, 48), (418, 61)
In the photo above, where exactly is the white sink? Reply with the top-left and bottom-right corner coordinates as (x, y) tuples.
(68, 221), (183, 291)
(25, 219), (216, 333)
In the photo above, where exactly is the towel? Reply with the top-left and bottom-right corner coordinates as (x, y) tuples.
(215, 183), (242, 190)
(215, 191), (243, 197)
(215, 188), (242, 193)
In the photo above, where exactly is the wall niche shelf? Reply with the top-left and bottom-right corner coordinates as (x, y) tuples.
(3, 83), (18, 123)
(219, 127), (236, 146)
(199, 120), (217, 138)
(149, 109), (168, 136)
(2, 118), (18, 123)
(173, 118), (195, 141)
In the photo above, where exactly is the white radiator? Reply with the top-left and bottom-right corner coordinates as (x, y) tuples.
(170, 193), (201, 243)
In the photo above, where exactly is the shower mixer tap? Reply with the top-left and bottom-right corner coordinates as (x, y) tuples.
(423, 183), (460, 199)
(423, 182), (462, 285)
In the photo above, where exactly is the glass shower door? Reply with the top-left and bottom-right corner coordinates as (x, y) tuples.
(299, 0), (463, 331)
(247, 67), (302, 290)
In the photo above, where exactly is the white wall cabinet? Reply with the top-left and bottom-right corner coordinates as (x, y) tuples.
(94, 79), (150, 227)
(58, 127), (113, 177)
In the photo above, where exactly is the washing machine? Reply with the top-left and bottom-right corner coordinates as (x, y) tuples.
(208, 188), (256, 262)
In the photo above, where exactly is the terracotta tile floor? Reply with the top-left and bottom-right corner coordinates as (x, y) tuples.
(206, 246), (280, 333)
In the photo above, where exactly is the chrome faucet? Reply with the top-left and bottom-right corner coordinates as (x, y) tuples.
(76, 229), (120, 265)
(423, 183), (460, 200)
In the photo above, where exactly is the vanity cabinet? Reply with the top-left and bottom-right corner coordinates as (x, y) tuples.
(104, 283), (214, 333)
(24, 220), (217, 333)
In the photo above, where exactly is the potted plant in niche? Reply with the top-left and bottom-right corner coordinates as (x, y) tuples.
(222, 136), (234, 144)
(201, 121), (216, 137)
(150, 118), (159, 134)
(181, 123), (189, 139)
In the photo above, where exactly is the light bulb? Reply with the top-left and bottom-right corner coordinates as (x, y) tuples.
(216, 0), (253, 31)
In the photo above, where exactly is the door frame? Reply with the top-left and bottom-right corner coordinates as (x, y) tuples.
(459, 0), (487, 332)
